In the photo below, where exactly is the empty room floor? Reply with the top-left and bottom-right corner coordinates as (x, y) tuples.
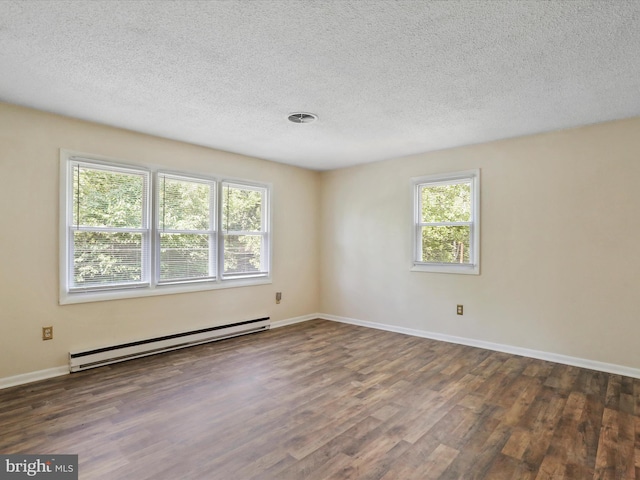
(1, 319), (638, 479)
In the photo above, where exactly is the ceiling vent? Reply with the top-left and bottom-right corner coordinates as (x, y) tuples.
(288, 112), (318, 124)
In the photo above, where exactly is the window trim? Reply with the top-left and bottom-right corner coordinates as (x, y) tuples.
(220, 181), (270, 280)
(66, 161), (151, 292)
(411, 169), (480, 275)
(59, 149), (272, 305)
(155, 172), (218, 285)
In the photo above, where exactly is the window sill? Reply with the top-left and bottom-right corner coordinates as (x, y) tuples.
(411, 263), (479, 275)
(59, 276), (272, 305)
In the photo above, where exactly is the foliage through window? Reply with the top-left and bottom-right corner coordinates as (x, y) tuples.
(71, 163), (149, 289)
(222, 183), (267, 277)
(158, 174), (215, 283)
(62, 153), (270, 303)
(413, 170), (479, 275)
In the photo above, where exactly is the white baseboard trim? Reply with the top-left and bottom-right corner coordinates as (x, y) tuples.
(318, 313), (640, 380)
(1, 316), (320, 390)
(0, 366), (69, 390)
(5, 312), (637, 389)
(271, 313), (320, 329)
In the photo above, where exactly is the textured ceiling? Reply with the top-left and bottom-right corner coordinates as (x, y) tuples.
(1, 1), (640, 170)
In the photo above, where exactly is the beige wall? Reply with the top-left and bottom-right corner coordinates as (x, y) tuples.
(0, 102), (321, 378)
(2, 100), (640, 380)
(320, 117), (640, 370)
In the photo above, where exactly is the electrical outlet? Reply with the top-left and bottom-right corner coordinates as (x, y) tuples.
(42, 326), (53, 340)
(456, 305), (463, 315)
(276, 292), (282, 304)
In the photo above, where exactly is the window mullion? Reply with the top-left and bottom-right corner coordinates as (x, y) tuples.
(224, 230), (261, 236)
(210, 180), (217, 280)
(142, 170), (150, 285)
(159, 228), (215, 235)
(418, 221), (472, 228)
(152, 171), (159, 285)
(72, 226), (149, 233)
(217, 180), (225, 279)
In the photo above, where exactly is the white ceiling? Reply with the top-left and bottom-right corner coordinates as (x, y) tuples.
(1, 1), (640, 171)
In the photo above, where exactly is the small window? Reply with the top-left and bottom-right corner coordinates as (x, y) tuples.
(68, 161), (150, 290)
(222, 182), (269, 278)
(412, 170), (480, 275)
(157, 174), (216, 283)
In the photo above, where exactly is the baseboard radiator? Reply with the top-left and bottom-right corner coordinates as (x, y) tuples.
(69, 317), (270, 372)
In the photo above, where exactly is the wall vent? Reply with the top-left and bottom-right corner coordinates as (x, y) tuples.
(288, 112), (318, 123)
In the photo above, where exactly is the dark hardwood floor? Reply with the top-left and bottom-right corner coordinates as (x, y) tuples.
(0, 319), (638, 479)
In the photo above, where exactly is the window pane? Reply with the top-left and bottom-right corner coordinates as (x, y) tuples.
(222, 185), (262, 232)
(159, 176), (210, 231)
(73, 231), (143, 286)
(74, 166), (145, 228)
(224, 235), (262, 275)
(421, 226), (470, 264)
(160, 233), (211, 281)
(421, 182), (471, 223)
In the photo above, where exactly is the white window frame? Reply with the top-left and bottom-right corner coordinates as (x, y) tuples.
(220, 181), (270, 279)
(156, 172), (218, 285)
(411, 169), (480, 275)
(65, 160), (151, 292)
(59, 150), (271, 304)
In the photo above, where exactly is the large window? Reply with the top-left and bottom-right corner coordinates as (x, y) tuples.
(61, 152), (270, 303)
(412, 170), (480, 275)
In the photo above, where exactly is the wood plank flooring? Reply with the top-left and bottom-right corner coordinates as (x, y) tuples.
(0, 319), (638, 479)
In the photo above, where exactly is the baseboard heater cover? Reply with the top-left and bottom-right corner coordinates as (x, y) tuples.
(69, 317), (270, 372)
